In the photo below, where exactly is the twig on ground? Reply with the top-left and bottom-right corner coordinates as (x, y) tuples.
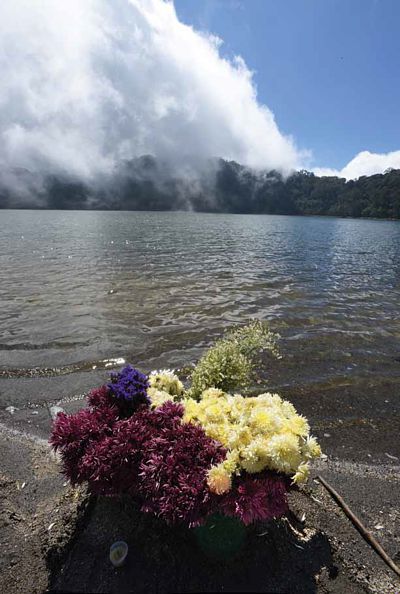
(316, 474), (400, 578)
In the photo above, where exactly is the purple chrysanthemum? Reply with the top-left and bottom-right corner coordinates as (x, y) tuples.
(77, 404), (184, 496)
(87, 385), (116, 410)
(50, 399), (226, 526)
(50, 405), (117, 484)
(138, 405), (226, 527)
(220, 472), (289, 526)
(107, 365), (150, 412)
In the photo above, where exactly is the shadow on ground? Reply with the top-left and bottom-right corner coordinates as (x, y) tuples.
(48, 495), (345, 594)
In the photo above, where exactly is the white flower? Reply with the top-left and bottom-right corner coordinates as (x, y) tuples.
(149, 369), (184, 396)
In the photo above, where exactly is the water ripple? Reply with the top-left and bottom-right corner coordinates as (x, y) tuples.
(1, 211), (400, 394)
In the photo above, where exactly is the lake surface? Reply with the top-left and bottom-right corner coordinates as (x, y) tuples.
(1, 210), (400, 417)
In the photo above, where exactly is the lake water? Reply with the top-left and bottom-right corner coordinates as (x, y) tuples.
(1, 210), (400, 422)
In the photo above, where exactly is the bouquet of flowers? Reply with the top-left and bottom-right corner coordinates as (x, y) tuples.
(50, 322), (321, 528)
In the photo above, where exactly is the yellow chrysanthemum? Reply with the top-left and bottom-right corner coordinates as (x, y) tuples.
(292, 462), (310, 484)
(227, 426), (252, 449)
(282, 414), (310, 437)
(182, 398), (199, 423)
(302, 436), (322, 458)
(181, 389), (321, 484)
(280, 400), (297, 416)
(202, 422), (230, 445)
(266, 433), (301, 473)
(201, 388), (226, 400)
(250, 408), (282, 434)
(204, 403), (225, 422)
(207, 465), (232, 495)
(256, 392), (283, 407)
(149, 369), (184, 396)
(241, 438), (269, 474)
(221, 451), (240, 475)
(148, 388), (174, 409)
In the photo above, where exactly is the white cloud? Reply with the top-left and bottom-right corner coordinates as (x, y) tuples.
(314, 150), (400, 180)
(0, 0), (302, 180)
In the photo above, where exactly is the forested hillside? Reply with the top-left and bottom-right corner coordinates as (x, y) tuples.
(1, 157), (400, 218)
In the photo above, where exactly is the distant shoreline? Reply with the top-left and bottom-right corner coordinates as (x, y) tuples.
(1, 207), (400, 222)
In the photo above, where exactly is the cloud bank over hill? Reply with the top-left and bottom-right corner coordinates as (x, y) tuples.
(314, 150), (400, 180)
(0, 0), (303, 182)
(1, 0), (398, 189)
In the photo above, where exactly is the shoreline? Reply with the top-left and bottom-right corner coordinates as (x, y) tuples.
(1, 207), (400, 223)
(3, 368), (399, 468)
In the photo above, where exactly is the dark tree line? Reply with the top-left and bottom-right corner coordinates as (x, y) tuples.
(209, 161), (400, 218)
(1, 157), (400, 219)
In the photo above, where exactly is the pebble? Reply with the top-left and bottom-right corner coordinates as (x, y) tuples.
(50, 406), (65, 420)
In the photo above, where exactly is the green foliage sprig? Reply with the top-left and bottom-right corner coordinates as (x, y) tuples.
(189, 320), (280, 399)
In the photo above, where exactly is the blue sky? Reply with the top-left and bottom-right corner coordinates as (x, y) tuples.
(175, 0), (400, 172)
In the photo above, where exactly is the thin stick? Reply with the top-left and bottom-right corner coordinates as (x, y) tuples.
(316, 474), (400, 579)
